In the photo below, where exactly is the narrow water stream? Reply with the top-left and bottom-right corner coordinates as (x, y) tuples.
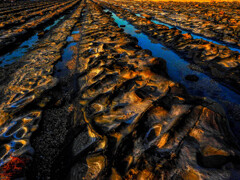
(105, 9), (240, 141)
(44, 15), (65, 31)
(54, 27), (80, 78)
(136, 13), (240, 53)
(0, 16), (65, 67)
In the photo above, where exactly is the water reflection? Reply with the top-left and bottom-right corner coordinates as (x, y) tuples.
(54, 29), (79, 78)
(105, 9), (240, 140)
(137, 13), (240, 53)
(0, 16), (66, 67)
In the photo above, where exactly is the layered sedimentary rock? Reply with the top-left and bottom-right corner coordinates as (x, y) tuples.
(48, 1), (240, 179)
(0, 0), (240, 179)
(97, 0), (240, 93)
(110, 0), (240, 47)
(0, 2), (84, 178)
(0, 0), (79, 53)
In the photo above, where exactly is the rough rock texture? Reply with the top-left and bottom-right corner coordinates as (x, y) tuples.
(0, 0), (240, 179)
(47, 1), (239, 179)
(98, 0), (240, 94)
(0, 0), (79, 53)
(110, 0), (240, 47)
(0, 2), (84, 179)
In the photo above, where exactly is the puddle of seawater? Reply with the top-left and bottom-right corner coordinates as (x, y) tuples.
(154, 20), (240, 53)
(0, 33), (39, 67)
(54, 26), (80, 78)
(44, 15), (65, 31)
(67, 28), (80, 42)
(0, 15), (66, 67)
(136, 13), (187, 33)
(67, 36), (74, 42)
(54, 42), (77, 78)
(72, 30), (80, 34)
(135, 12), (240, 53)
(152, 19), (177, 30)
(105, 9), (240, 140)
(150, 17), (240, 53)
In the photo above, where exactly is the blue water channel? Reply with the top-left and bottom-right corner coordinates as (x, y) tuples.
(54, 27), (80, 78)
(105, 9), (240, 140)
(0, 16), (65, 67)
(136, 13), (240, 53)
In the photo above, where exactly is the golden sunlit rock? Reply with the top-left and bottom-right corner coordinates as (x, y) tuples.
(0, 0), (240, 179)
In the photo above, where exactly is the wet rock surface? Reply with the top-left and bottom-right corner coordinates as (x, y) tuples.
(0, 0), (79, 54)
(98, 0), (240, 94)
(0, 1), (84, 179)
(28, 1), (240, 179)
(67, 2), (240, 179)
(0, 0), (240, 179)
(110, 0), (240, 48)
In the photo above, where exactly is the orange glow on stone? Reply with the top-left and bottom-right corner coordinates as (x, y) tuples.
(0, 156), (27, 180)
